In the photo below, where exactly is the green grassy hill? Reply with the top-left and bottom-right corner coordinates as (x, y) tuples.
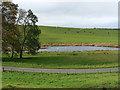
(39, 26), (118, 44)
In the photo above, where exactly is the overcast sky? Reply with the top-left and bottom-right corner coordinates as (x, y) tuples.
(13, 0), (118, 28)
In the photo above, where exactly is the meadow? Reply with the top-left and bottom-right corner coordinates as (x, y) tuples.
(2, 50), (118, 69)
(2, 26), (119, 88)
(39, 26), (118, 44)
(2, 71), (118, 88)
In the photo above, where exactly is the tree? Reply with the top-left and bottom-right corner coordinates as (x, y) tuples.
(2, 2), (41, 58)
(2, 1), (21, 58)
(16, 9), (41, 58)
(26, 25), (41, 55)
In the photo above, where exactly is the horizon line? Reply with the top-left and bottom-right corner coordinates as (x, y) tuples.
(38, 25), (118, 29)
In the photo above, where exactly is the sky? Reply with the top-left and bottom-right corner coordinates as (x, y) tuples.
(13, 0), (118, 28)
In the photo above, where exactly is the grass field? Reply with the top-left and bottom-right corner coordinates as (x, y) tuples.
(2, 50), (118, 69)
(2, 71), (118, 88)
(2, 26), (119, 88)
(39, 26), (118, 44)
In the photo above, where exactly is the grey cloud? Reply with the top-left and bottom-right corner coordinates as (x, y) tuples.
(14, 1), (118, 28)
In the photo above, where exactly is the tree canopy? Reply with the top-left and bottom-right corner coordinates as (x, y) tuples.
(2, 1), (41, 58)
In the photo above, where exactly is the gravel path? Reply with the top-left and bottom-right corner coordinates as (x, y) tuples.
(2, 66), (119, 73)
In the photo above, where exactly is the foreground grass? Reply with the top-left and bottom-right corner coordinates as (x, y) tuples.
(3, 50), (118, 69)
(39, 26), (118, 44)
(2, 71), (118, 88)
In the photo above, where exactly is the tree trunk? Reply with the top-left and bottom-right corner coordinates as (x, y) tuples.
(20, 50), (23, 58)
(11, 48), (14, 58)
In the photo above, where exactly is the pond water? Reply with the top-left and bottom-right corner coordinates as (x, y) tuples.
(38, 46), (119, 52)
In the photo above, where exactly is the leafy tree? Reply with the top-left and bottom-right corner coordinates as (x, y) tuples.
(2, 1), (21, 58)
(26, 25), (41, 55)
(2, 2), (41, 58)
(17, 9), (41, 58)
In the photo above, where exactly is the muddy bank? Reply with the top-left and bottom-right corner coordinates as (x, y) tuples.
(40, 47), (48, 49)
(41, 43), (120, 48)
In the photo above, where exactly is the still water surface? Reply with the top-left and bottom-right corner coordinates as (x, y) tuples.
(38, 46), (119, 52)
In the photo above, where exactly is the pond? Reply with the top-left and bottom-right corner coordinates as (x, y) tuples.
(38, 46), (119, 52)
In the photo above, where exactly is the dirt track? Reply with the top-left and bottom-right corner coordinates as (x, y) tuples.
(2, 66), (119, 73)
